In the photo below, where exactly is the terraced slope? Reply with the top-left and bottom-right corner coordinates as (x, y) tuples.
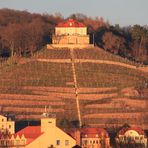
(75, 63), (146, 88)
(0, 47), (147, 129)
(0, 87), (77, 123)
(73, 47), (139, 66)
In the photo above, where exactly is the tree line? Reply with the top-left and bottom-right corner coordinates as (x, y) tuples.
(0, 9), (148, 64)
(0, 9), (63, 57)
(95, 24), (148, 64)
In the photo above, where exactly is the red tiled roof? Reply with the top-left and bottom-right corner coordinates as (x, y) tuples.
(56, 19), (85, 28)
(15, 126), (44, 145)
(67, 128), (109, 139)
(118, 127), (145, 136)
(81, 128), (109, 138)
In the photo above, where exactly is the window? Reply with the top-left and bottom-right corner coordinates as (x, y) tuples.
(65, 140), (69, 146)
(16, 140), (20, 145)
(1, 140), (4, 145)
(22, 140), (25, 145)
(56, 140), (60, 145)
(84, 134), (87, 138)
(9, 125), (11, 129)
(11, 140), (14, 145)
(135, 136), (139, 140)
(83, 140), (88, 145)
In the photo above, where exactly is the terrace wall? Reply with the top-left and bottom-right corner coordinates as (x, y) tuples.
(47, 44), (94, 49)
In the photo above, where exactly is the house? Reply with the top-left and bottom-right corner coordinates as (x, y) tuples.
(69, 128), (110, 148)
(116, 126), (147, 147)
(24, 117), (76, 148)
(0, 133), (26, 147)
(0, 116), (76, 148)
(52, 18), (90, 45)
(0, 115), (15, 134)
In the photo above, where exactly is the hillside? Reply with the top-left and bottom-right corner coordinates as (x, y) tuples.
(0, 47), (148, 129)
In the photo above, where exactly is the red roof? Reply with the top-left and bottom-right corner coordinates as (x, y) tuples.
(81, 128), (109, 138)
(118, 127), (145, 136)
(56, 19), (86, 28)
(16, 126), (44, 145)
(67, 128), (109, 139)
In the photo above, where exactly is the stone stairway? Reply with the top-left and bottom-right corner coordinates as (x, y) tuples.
(70, 48), (82, 127)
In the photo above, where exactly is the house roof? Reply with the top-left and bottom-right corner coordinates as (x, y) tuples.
(15, 126), (44, 145)
(56, 19), (86, 28)
(80, 128), (109, 138)
(118, 127), (146, 136)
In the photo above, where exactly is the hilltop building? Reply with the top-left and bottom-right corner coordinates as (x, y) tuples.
(48, 18), (94, 48)
(116, 126), (147, 147)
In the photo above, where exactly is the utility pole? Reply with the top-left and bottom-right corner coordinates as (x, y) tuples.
(93, 33), (95, 46)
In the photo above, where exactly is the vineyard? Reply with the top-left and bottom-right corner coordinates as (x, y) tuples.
(0, 47), (148, 129)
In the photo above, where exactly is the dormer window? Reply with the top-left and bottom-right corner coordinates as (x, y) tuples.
(96, 134), (99, 138)
(69, 22), (72, 26)
(85, 134), (87, 138)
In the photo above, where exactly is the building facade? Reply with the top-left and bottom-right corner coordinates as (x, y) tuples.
(69, 128), (110, 148)
(0, 134), (26, 148)
(52, 19), (90, 45)
(0, 115), (15, 134)
(0, 116), (76, 148)
(116, 126), (147, 147)
(25, 117), (76, 148)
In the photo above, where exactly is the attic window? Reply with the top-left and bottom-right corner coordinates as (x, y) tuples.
(69, 23), (72, 26)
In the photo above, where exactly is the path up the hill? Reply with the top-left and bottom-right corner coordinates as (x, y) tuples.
(70, 48), (82, 127)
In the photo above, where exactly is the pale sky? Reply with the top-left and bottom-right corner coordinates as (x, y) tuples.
(0, 0), (148, 26)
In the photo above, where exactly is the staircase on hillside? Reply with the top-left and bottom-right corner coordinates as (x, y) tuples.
(70, 48), (82, 127)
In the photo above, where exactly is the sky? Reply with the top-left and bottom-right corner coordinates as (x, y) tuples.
(0, 0), (148, 26)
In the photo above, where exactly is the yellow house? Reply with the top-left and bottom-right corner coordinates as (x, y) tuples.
(0, 115), (15, 134)
(15, 117), (76, 148)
